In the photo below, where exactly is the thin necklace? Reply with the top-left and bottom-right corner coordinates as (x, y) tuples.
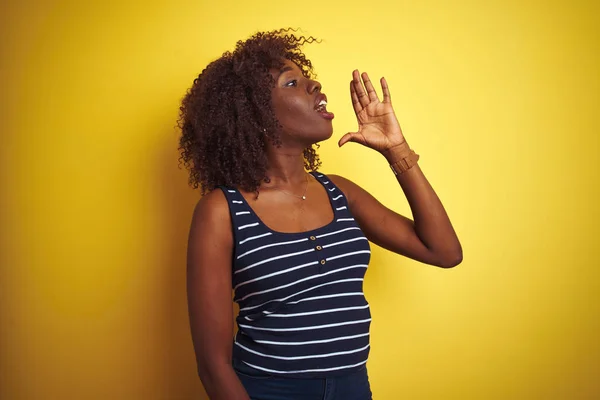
(270, 173), (309, 200)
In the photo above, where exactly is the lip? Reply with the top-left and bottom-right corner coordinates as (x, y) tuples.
(314, 93), (334, 120)
(314, 93), (328, 109)
(319, 111), (335, 120)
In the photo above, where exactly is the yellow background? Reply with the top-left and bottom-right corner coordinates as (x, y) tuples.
(1, 0), (599, 399)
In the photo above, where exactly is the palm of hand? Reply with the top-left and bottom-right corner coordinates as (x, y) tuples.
(339, 70), (406, 152)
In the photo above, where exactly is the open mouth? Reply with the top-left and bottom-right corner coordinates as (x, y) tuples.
(314, 95), (334, 120)
(315, 99), (328, 113)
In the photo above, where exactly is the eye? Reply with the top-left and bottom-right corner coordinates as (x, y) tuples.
(285, 79), (298, 87)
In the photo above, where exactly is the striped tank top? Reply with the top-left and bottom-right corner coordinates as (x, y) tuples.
(219, 172), (372, 378)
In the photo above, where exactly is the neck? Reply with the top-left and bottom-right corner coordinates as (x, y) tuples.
(264, 146), (307, 186)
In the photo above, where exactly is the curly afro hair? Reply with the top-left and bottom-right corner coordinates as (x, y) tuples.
(178, 29), (322, 195)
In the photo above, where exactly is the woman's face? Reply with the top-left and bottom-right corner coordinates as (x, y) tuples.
(270, 59), (334, 146)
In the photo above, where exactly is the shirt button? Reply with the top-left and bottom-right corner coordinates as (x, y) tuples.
(320, 259), (326, 265)
(316, 245), (322, 251)
(309, 236), (316, 241)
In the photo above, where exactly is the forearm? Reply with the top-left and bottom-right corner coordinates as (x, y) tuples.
(384, 145), (462, 267)
(198, 361), (250, 400)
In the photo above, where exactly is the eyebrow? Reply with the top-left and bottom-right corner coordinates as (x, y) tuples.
(278, 65), (294, 77)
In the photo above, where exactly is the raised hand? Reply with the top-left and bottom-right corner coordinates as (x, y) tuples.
(338, 70), (406, 154)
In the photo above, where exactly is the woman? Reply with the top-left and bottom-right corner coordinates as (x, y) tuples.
(179, 29), (462, 400)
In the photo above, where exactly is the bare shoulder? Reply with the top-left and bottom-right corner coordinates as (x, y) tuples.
(327, 174), (362, 206)
(326, 173), (393, 225)
(189, 187), (232, 242)
(193, 187), (229, 215)
(327, 173), (353, 187)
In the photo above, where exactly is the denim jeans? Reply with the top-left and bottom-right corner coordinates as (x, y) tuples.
(233, 359), (373, 400)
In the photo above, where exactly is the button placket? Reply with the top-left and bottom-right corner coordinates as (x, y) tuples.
(309, 235), (327, 271)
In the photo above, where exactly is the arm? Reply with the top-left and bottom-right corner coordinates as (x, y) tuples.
(330, 164), (462, 268)
(186, 189), (250, 400)
(335, 70), (462, 268)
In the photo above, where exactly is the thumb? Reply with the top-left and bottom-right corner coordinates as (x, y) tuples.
(338, 132), (361, 147)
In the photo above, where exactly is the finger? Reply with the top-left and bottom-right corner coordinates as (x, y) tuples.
(361, 72), (380, 103)
(381, 77), (392, 103)
(352, 70), (370, 108)
(338, 132), (359, 147)
(350, 80), (362, 114)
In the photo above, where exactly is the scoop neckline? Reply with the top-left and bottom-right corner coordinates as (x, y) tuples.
(235, 171), (339, 236)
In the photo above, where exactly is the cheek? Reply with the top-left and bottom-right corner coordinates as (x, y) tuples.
(273, 95), (309, 123)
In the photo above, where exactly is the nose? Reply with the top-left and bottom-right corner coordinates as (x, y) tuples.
(308, 79), (321, 94)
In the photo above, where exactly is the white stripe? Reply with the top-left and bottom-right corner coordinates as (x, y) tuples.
(239, 232), (272, 245)
(322, 181), (329, 184)
(267, 305), (369, 317)
(322, 237), (368, 249)
(241, 359), (367, 374)
(232, 200), (243, 204)
(243, 308), (272, 321)
(316, 227), (361, 239)
(328, 187), (336, 192)
(236, 265), (367, 302)
(336, 206), (347, 210)
(332, 195), (343, 200)
(327, 250), (371, 261)
(240, 278), (364, 312)
(238, 222), (259, 230)
(286, 292), (364, 305)
(317, 174), (324, 177)
(236, 211), (250, 216)
(239, 318), (371, 332)
(337, 218), (354, 222)
(234, 261), (319, 290)
(237, 237), (308, 259)
(228, 190), (236, 193)
(235, 342), (369, 360)
(255, 332), (369, 346)
(235, 248), (315, 274)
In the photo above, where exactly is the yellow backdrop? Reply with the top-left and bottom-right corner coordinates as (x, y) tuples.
(1, 0), (599, 399)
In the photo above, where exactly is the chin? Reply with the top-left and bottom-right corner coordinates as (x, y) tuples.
(313, 128), (333, 144)
(287, 124), (333, 145)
